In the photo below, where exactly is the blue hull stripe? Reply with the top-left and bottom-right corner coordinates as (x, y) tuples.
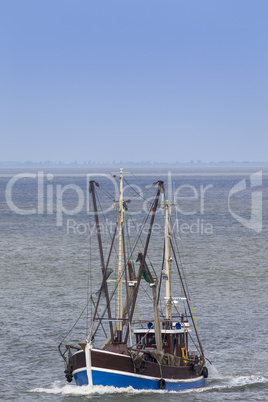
(74, 368), (205, 390)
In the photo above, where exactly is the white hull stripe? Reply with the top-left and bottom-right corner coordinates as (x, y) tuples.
(73, 366), (203, 383)
(73, 348), (130, 358)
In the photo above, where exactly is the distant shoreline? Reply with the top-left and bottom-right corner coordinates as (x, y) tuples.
(1, 161), (268, 168)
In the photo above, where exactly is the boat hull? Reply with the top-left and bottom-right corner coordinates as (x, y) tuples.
(73, 368), (205, 390)
(72, 348), (206, 391)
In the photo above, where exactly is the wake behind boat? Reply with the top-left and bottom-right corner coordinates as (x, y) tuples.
(58, 169), (208, 391)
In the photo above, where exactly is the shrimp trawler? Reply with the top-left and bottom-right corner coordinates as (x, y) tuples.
(58, 169), (208, 391)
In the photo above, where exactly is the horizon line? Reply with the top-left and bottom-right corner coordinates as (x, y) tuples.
(1, 160), (268, 167)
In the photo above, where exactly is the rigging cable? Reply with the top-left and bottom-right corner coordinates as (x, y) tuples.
(169, 213), (199, 331)
(86, 233), (92, 337)
(123, 177), (152, 202)
(90, 187), (158, 340)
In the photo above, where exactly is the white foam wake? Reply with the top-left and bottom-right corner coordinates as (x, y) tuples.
(31, 383), (167, 396)
(202, 373), (268, 393)
(30, 374), (268, 396)
(225, 374), (267, 389)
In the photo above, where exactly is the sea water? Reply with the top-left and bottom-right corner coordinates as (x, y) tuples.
(1, 166), (267, 401)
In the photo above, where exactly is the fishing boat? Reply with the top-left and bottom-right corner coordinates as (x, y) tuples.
(58, 169), (208, 391)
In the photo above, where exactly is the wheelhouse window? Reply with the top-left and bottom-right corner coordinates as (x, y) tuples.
(136, 333), (156, 347)
(147, 334), (155, 345)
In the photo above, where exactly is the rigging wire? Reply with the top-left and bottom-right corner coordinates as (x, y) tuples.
(95, 189), (118, 262)
(90, 179), (202, 351)
(172, 302), (201, 354)
(168, 213), (197, 326)
(123, 177), (152, 202)
(90, 187), (159, 340)
(96, 175), (159, 275)
(98, 184), (117, 201)
(86, 233), (92, 337)
(125, 207), (158, 279)
(129, 171), (161, 198)
(96, 174), (153, 205)
(96, 178), (157, 271)
(124, 207), (155, 325)
(122, 200), (154, 261)
(62, 176), (205, 362)
(161, 189), (198, 333)
(59, 296), (93, 350)
(169, 211), (191, 296)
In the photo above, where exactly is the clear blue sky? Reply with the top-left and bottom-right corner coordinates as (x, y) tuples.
(0, 0), (267, 163)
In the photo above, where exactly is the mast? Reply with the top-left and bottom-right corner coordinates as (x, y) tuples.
(164, 199), (171, 321)
(116, 168), (124, 341)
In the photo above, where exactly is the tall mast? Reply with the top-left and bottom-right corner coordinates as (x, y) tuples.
(116, 168), (124, 340)
(164, 199), (171, 321)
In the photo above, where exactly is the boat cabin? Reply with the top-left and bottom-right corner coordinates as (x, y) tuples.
(134, 322), (190, 357)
